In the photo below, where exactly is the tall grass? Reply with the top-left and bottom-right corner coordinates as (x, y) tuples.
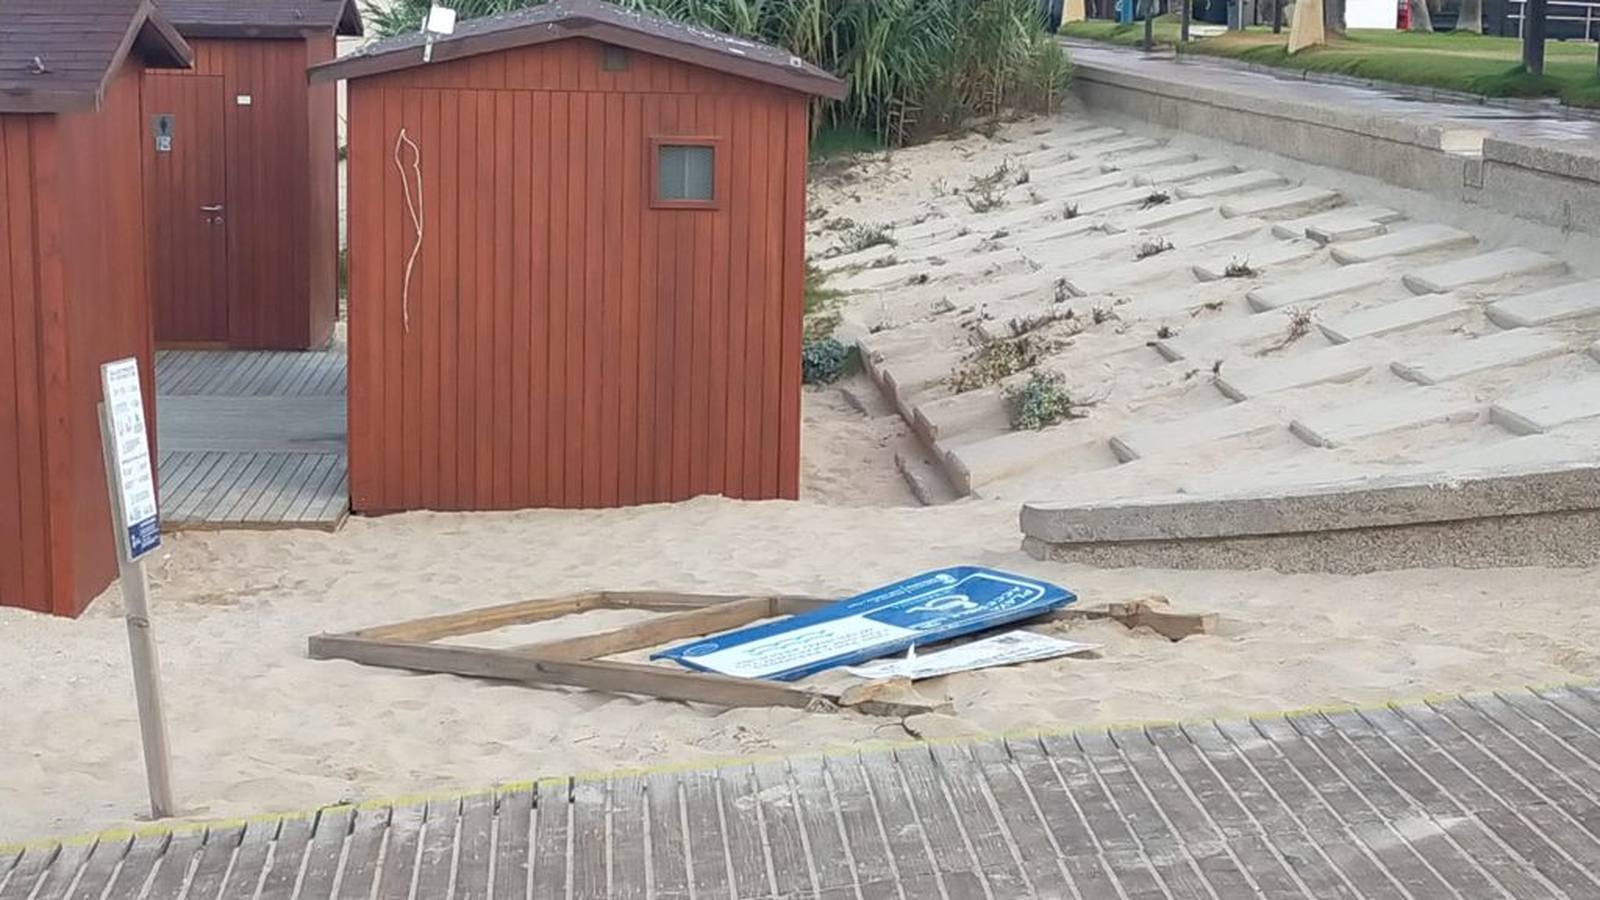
(365, 0), (1072, 144)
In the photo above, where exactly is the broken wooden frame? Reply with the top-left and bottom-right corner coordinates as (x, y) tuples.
(308, 591), (942, 718)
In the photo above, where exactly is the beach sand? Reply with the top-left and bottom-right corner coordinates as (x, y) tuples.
(3, 385), (1599, 842)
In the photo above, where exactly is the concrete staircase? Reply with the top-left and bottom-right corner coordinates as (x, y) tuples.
(817, 118), (1600, 569)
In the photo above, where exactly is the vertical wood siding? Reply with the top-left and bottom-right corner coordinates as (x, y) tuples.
(0, 61), (157, 616)
(347, 38), (807, 512)
(144, 37), (339, 350)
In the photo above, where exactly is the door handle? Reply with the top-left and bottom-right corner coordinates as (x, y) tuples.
(201, 205), (224, 212)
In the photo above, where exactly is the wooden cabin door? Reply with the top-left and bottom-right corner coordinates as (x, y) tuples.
(145, 75), (230, 345)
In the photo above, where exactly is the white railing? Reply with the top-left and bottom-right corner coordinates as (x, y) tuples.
(1509, 0), (1600, 41)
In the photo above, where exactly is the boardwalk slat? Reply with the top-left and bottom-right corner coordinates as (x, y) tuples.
(531, 780), (570, 900)
(1003, 735), (1129, 899)
(681, 769), (731, 900)
(0, 845), (58, 900)
(711, 765), (771, 900)
(143, 832), (205, 900)
(968, 739), (1080, 900)
(609, 774), (649, 900)
(456, 793), (495, 900)
(890, 745), (986, 900)
(751, 761), (813, 899)
(297, 808), (352, 900)
(335, 807), (389, 900)
(185, 826), (245, 900)
(24, 843), (89, 900)
(857, 750), (942, 899)
(61, 835), (130, 900)
(821, 753), (902, 900)
(496, 788), (536, 900)
(1488, 692), (1600, 802)
(786, 756), (854, 900)
(569, 781), (607, 900)
(929, 742), (1031, 897)
(412, 799), (460, 900)
(216, 822), (273, 900)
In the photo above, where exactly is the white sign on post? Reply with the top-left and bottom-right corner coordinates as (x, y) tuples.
(101, 359), (161, 560)
(99, 357), (175, 820)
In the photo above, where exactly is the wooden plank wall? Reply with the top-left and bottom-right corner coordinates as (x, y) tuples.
(0, 61), (157, 616)
(346, 39), (807, 512)
(145, 38), (338, 350)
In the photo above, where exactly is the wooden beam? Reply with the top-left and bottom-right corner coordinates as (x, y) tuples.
(307, 634), (938, 718)
(512, 597), (779, 660)
(358, 593), (602, 642)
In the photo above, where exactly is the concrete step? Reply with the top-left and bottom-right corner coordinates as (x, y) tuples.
(1060, 171), (1135, 198)
(1150, 313), (1293, 362)
(1485, 279), (1600, 328)
(1099, 147), (1195, 172)
(1133, 158), (1238, 186)
(1053, 125), (1126, 148)
(836, 247), (1032, 293)
(1490, 375), (1600, 435)
(1174, 169), (1288, 200)
(1214, 343), (1376, 401)
(1288, 386), (1480, 448)
(1401, 247), (1567, 295)
(1391, 329), (1570, 385)
(1060, 219), (1267, 296)
(1317, 294), (1468, 343)
(1306, 216), (1392, 245)
(1109, 400), (1285, 461)
(1068, 135), (1161, 160)
(1428, 419), (1600, 472)
(1272, 206), (1403, 240)
(1101, 197), (1215, 233)
(1219, 185), (1343, 220)
(1330, 224), (1477, 264)
(1191, 240), (1320, 281)
(893, 441), (963, 505)
(910, 387), (1010, 446)
(1012, 215), (1108, 252)
(1247, 263), (1389, 311)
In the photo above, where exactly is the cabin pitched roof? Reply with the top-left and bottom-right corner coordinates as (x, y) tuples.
(0, 0), (192, 114)
(308, 0), (846, 100)
(156, 0), (364, 39)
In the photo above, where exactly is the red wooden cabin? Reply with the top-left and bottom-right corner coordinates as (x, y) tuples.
(313, 0), (845, 513)
(0, 0), (192, 616)
(144, 0), (362, 350)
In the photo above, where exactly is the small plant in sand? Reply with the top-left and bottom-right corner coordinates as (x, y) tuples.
(823, 216), (856, 232)
(1008, 306), (1080, 338)
(1189, 299), (1225, 317)
(1258, 308), (1315, 356)
(963, 162), (1013, 213)
(948, 336), (1040, 394)
(1052, 277), (1073, 305)
(907, 272), (930, 286)
(1091, 305), (1119, 325)
(1005, 370), (1086, 431)
(1013, 167), (1031, 186)
(1139, 190), (1171, 210)
(842, 223), (896, 254)
(802, 337), (854, 385)
(1027, 188), (1045, 205)
(1156, 325), (1176, 340)
(1135, 236), (1174, 260)
(1061, 201), (1081, 220)
(866, 254), (899, 270)
(1223, 257), (1259, 278)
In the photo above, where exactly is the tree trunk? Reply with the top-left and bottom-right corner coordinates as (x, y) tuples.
(1408, 0), (1434, 30)
(1289, 0), (1326, 51)
(1323, 0), (1346, 36)
(1141, 0), (1155, 48)
(1522, 0), (1548, 74)
(1457, 0), (1483, 32)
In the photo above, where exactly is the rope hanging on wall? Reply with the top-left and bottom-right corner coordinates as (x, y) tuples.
(393, 128), (424, 334)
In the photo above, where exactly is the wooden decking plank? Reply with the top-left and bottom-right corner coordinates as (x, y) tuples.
(889, 745), (986, 900)
(609, 774), (649, 900)
(495, 787), (536, 900)
(280, 454), (340, 521)
(334, 807), (389, 900)
(299, 461), (350, 525)
(569, 780), (608, 900)
(259, 454), (325, 522)
(856, 750), (942, 899)
(184, 825), (244, 900)
(1393, 701), (1600, 872)
(282, 354), (328, 397)
(1535, 686), (1600, 742)
(205, 453), (275, 522)
(927, 742), (1031, 897)
(216, 353), (270, 395)
(0, 845), (57, 900)
(156, 452), (205, 502)
(1072, 729), (1215, 900)
(59, 835), (130, 900)
(1111, 727), (1272, 899)
(1002, 735), (1126, 898)
(241, 452), (320, 523)
(785, 756), (855, 900)
(296, 807), (352, 900)
(455, 793), (495, 900)
(373, 804), (425, 900)
(968, 739), (1084, 899)
(143, 831), (205, 900)
(174, 451), (256, 523)
(531, 780), (570, 900)
(1357, 706), (1600, 897)
(218, 820), (276, 900)
(160, 451), (222, 509)
(1322, 709), (1560, 900)
(224, 453), (295, 523)
(1037, 732), (1168, 900)
(711, 765), (771, 900)
(411, 799), (460, 900)
(254, 355), (299, 396)
(751, 760), (814, 899)
(1493, 692), (1600, 796)
(821, 753), (902, 900)
(1438, 697), (1600, 837)
(680, 769), (732, 900)
(1143, 725), (1311, 899)
(24, 842), (88, 900)
(0, 847), (21, 898)
(1249, 716), (1459, 899)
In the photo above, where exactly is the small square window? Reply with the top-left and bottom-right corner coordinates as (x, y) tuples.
(657, 144), (715, 203)
(602, 44), (629, 71)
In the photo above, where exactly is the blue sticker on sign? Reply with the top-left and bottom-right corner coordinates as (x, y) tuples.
(652, 566), (1076, 681)
(129, 516), (161, 560)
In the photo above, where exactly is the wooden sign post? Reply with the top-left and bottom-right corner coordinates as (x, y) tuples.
(99, 357), (175, 820)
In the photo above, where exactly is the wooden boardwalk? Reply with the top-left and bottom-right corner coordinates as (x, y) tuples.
(9, 685), (1600, 898)
(155, 350), (348, 530)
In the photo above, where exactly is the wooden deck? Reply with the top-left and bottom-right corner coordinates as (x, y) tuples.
(156, 349), (347, 530)
(9, 685), (1600, 898)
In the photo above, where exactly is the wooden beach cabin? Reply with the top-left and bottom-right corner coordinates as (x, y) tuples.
(144, 0), (362, 350)
(312, 0), (845, 513)
(0, 0), (192, 616)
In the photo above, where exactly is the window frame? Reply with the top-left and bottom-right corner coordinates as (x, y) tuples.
(649, 135), (724, 210)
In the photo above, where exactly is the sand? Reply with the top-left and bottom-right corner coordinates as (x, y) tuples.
(3, 386), (1599, 843)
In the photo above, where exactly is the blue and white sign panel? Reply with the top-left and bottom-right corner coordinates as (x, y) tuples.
(653, 567), (1076, 681)
(101, 358), (161, 561)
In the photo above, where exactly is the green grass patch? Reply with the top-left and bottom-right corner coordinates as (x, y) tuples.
(811, 125), (886, 160)
(1064, 22), (1600, 108)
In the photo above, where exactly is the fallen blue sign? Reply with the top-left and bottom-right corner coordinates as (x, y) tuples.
(653, 566), (1076, 681)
